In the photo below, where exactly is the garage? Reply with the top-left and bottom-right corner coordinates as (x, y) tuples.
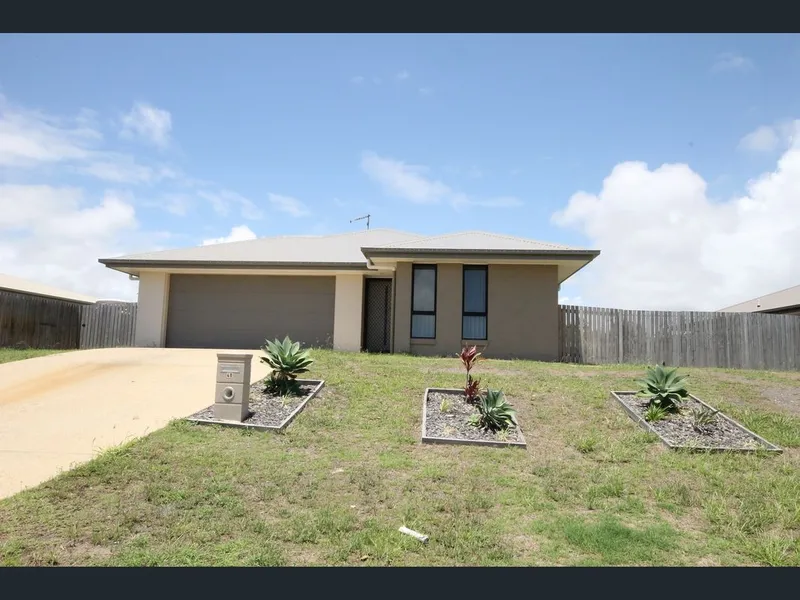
(165, 274), (335, 349)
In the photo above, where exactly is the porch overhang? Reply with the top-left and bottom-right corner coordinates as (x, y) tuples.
(359, 248), (601, 284)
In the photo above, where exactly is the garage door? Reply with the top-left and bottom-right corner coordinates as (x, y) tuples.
(166, 275), (335, 349)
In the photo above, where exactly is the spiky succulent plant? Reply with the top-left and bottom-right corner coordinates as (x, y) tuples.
(636, 364), (689, 411)
(260, 336), (314, 395)
(472, 389), (518, 432)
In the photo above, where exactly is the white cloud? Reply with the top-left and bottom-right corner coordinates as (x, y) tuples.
(558, 295), (583, 306)
(418, 87), (433, 96)
(268, 192), (311, 217)
(0, 94), (99, 167)
(361, 151), (451, 204)
(738, 121), (797, 153)
(120, 102), (172, 148)
(552, 127), (800, 311)
(396, 70), (410, 81)
(201, 225), (257, 246)
(712, 52), (754, 73)
(198, 189), (263, 220)
(361, 151), (523, 210)
(738, 125), (780, 152)
(351, 76), (365, 84)
(0, 184), (141, 300)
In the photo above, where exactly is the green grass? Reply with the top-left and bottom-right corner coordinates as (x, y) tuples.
(0, 351), (798, 566)
(0, 348), (66, 364)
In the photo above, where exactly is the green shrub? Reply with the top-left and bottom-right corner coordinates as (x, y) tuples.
(643, 404), (668, 423)
(637, 364), (689, 411)
(470, 389), (517, 432)
(260, 336), (314, 395)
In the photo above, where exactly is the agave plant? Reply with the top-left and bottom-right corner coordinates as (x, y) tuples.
(260, 336), (314, 395)
(691, 406), (719, 434)
(472, 389), (518, 432)
(636, 364), (689, 411)
(459, 345), (482, 403)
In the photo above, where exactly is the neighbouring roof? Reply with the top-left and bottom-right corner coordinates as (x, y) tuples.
(0, 273), (97, 304)
(100, 228), (600, 283)
(719, 283), (800, 313)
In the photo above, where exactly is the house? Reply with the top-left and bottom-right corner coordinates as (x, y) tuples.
(719, 283), (800, 316)
(0, 273), (96, 305)
(0, 273), (96, 349)
(99, 229), (600, 360)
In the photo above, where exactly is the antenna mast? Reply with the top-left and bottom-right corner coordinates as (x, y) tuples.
(350, 214), (371, 230)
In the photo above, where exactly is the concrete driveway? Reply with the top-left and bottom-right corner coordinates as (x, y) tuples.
(0, 348), (268, 500)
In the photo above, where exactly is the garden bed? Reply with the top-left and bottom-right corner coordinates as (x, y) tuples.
(610, 391), (782, 453)
(421, 388), (527, 449)
(186, 378), (325, 432)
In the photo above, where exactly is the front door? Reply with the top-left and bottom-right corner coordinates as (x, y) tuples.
(363, 278), (392, 353)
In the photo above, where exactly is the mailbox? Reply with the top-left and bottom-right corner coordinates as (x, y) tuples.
(213, 353), (252, 422)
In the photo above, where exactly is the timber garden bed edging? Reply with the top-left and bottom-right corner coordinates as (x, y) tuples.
(421, 387), (527, 449)
(610, 390), (782, 453)
(186, 378), (325, 433)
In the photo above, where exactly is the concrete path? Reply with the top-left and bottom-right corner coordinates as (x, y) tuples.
(0, 348), (268, 500)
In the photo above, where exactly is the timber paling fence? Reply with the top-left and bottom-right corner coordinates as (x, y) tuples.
(0, 290), (137, 350)
(559, 304), (800, 371)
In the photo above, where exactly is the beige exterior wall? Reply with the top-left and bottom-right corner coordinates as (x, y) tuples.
(392, 262), (560, 360)
(333, 274), (364, 351)
(134, 271), (170, 347)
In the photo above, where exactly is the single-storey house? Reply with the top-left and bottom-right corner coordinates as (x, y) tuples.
(0, 273), (96, 305)
(719, 283), (800, 316)
(99, 229), (600, 360)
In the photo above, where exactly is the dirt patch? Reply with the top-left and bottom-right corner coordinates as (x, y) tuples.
(614, 393), (776, 450)
(424, 389), (524, 444)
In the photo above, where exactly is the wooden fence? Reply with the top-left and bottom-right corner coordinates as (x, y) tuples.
(0, 290), (83, 349)
(79, 301), (137, 349)
(0, 291), (137, 350)
(559, 305), (800, 371)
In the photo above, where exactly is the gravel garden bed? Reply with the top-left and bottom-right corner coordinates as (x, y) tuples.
(422, 388), (527, 449)
(611, 391), (781, 453)
(187, 378), (324, 432)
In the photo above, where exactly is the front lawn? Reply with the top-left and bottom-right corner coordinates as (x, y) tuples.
(1, 351), (798, 566)
(0, 348), (66, 365)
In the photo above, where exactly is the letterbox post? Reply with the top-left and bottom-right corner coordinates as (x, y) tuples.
(214, 353), (252, 422)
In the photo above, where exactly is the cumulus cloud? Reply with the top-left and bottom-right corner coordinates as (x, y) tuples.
(0, 184), (141, 300)
(738, 125), (781, 152)
(361, 151), (523, 210)
(268, 192), (311, 217)
(120, 102), (172, 148)
(396, 70), (410, 81)
(552, 127), (800, 311)
(201, 225), (257, 246)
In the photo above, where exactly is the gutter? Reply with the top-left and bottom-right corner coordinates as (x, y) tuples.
(98, 259), (371, 271)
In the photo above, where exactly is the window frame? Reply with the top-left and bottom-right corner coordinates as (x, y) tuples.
(462, 265), (488, 340)
(410, 264), (437, 339)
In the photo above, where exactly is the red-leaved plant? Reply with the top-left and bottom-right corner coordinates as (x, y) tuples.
(459, 345), (483, 403)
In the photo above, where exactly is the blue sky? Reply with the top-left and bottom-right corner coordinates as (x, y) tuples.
(2, 34), (799, 307)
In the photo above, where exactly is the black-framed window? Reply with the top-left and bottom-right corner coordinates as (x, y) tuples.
(411, 264), (437, 339)
(462, 265), (488, 340)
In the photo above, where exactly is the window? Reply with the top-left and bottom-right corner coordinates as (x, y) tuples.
(462, 266), (487, 340)
(411, 265), (436, 338)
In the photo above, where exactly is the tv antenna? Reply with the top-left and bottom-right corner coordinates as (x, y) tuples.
(350, 214), (371, 230)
